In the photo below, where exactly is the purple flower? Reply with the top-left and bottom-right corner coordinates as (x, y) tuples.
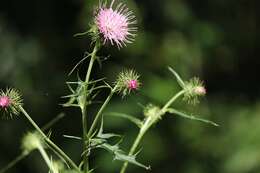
(0, 96), (11, 108)
(95, 0), (137, 48)
(194, 86), (206, 96)
(115, 69), (140, 97)
(0, 88), (23, 119)
(128, 80), (138, 90)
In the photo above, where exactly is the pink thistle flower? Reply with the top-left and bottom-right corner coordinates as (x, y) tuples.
(128, 79), (138, 90)
(0, 96), (11, 108)
(95, 0), (137, 48)
(115, 69), (140, 97)
(0, 88), (23, 119)
(194, 86), (206, 95)
(183, 78), (206, 104)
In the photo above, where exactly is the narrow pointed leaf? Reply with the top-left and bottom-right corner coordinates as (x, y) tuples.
(97, 118), (121, 139)
(167, 108), (219, 126)
(168, 66), (185, 88)
(105, 112), (143, 128)
(63, 135), (82, 140)
(69, 53), (91, 76)
(93, 140), (150, 170)
(114, 152), (151, 170)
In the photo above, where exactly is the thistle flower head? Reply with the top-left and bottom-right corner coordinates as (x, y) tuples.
(21, 132), (43, 153)
(0, 96), (11, 108)
(115, 69), (140, 97)
(95, 0), (137, 48)
(143, 104), (162, 124)
(183, 77), (206, 104)
(0, 88), (23, 119)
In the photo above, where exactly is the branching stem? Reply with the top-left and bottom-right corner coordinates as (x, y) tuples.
(37, 145), (54, 172)
(119, 90), (185, 173)
(81, 41), (100, 172)
(88, 86), (117, 137)
(19, 106), (80, 172)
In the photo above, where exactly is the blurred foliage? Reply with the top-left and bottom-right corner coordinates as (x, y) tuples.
(0, 0), (257, 173)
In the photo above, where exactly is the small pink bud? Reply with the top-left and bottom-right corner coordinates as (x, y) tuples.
(128, 80), (138, 90)
(115, 69), (140, 97)
(194, 86), (206, 95)
(0, 96), (11, 108)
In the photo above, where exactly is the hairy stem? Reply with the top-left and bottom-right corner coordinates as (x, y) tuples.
(87, 86), (117, 137)
(119, 90), (185, 173)
(19, 106), (80, 172)
(81, 41), (100, 172)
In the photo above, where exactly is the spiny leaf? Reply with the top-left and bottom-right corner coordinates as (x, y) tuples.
(97, 118), (121, 139)
(92, 139), (150, 170)
(105, 112), (143, 128)
(69, 52), (91, 76)
(113, 151), (151, 170)
(89, 119), (150, 170)
(88, 77), (106, 85)
(73, 30), (89, 37)
(167, 108), (219, 126)
(62, 103), (79, 108)
(63, 135), (82, 140)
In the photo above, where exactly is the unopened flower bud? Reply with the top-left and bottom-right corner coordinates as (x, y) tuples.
(0, 88), (23, 119)
(194, 86), (206, 96)
(183, 78), (206, 104)
(115, 69), (140, 97)
(21, 132), (43, 153)
(143, 104), (163, 125)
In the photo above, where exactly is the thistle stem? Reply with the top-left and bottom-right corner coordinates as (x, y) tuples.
(81, 41), (100, 173)
(37, 145), (54, 172)
(161, 90), (185, 111)
(0, 113), (65, 173)
(119, 90), (185, 173)
(120, 117), (152, 173)
(0, 152), (27, 173)
(87, 86), (117, 137)
(19, 106), (80, 172)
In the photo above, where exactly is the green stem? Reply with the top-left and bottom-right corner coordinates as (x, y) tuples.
(120, 117), (152, 173)
(0, 113), (66, 173)
(37, 145), (54, 172)
(0, 152), (27, 173)
(81, 41), (100, 173)
(87, 86), (117, 137)
(161, 90), (185, 111)
(119, 90), (185, 173)
(19, 106), (80, 172)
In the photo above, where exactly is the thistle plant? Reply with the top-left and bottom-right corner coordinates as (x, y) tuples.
(0, 1), (218, 173)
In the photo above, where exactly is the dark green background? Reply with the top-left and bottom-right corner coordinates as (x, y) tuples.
(0, 0), (257, 173)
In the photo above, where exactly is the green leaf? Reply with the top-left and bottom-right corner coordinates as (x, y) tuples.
(89, 119), (150, 170)
(167, 108), (219, 126)
(91, 139), (150, 170)
(63, 135), (82, 140)
(168, 66), (185, 88)
(97, 118), (121, 139)
(105, 112), (143, 128)
(113, 151), (151, 170)
(69, 52), (91, 76)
